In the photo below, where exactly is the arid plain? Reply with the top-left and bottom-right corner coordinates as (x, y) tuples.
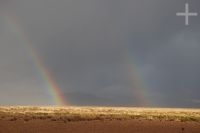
(0, 106), (200, 133)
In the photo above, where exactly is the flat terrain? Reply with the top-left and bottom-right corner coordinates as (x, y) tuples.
(0, 106), (200, 133)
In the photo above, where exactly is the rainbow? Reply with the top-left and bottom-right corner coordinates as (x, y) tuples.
(0, 8), (151, 107)
(1, 9), (67, 106)
(125, 41), (151, 107)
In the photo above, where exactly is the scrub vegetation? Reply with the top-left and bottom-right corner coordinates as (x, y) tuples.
(0, 106), (200, 122)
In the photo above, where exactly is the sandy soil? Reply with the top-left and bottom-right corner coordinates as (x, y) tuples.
(0, 119), (200, 133)
(0, 107), (200, 133)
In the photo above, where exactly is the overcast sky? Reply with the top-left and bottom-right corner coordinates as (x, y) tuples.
(0, 0), (200, 107)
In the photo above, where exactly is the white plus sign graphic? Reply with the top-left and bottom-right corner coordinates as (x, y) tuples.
(176, 3), (198, 25)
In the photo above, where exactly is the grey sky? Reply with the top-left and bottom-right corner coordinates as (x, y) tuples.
(0, 0), (200, 107)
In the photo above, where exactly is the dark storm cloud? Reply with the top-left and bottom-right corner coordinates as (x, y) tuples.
(0, 0), (200, 107)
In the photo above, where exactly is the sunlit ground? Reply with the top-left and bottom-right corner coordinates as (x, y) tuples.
(0, 106), (200, 122)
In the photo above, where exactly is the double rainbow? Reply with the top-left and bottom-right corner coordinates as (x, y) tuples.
(0, 8), (151, 107)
